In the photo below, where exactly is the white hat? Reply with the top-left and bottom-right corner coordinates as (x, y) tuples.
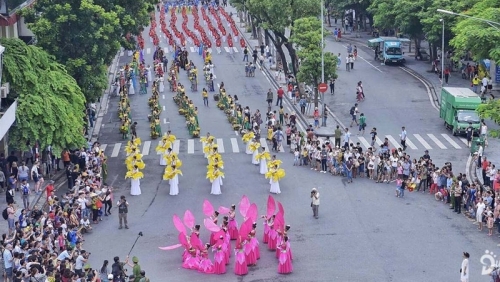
(108, 274), (114, 279)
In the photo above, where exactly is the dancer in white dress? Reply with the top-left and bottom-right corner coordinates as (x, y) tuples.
(259, 148), (269, 175)
(146, 65), (152, 83)
(169, 166), (180, 196)
(130, 167), (142, 196)
(159, 76), (165, 93)
(210, 166), (222, 195)
(245, 141), (252, 154)
(128, 79), (135, 95)
(269, 178), (281, 194)
(251, 141), (260, 165)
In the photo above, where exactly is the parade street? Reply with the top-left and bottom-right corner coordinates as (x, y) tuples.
(81, 5), (495, 282)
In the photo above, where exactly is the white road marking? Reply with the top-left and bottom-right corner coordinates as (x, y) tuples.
(163, 106), (165, 111)
(413, 134), (432, 150)
(233, 47), (239, 53)
(386, 135), (401, 149)
(156, 140), (162, 155)
(146, 48), (151, 54)
(111, 143), (122, 157)
(163, 118), (167, 124)
(357, 136), (371, 149)
(260, 138), (269, 152)
(404, 137), (418, 150)
(375, 136), (383, 147)
(459, 137), (468, 145)
(441, 134), (462, 149)
(427, 134), (447, 149)
(341, 44), (382, 73)
(173, 140), (180, 154)
(164, 47), (169, 53)
(100, 144), (108, 153)
(230, 138), (240, 153)
(162, 95), (165, 99)
(190, 47), (196, 53)
(120, 50), (124, 57)
(141, 141), (151, 155)
(187, 139), (195, 154)
(216, 138), (225, 153)
(127, 50), (133, 57)
(234, 130), (239, 136)
(224, 47), (230, 53)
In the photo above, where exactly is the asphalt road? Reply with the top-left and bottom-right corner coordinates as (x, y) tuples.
(80, 6), (497, 282)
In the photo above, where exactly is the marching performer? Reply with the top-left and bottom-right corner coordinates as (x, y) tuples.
(200, 133), (213, 158)
(125, 165), (143, 196)
(242, 131), (255, 155)
(207, 163), (224, 195)
(249, 140), (260, 165)
(256, 147), (271, 174)
(163, 165), (182, 196)
(266, 164), (285, 194)
(156, 132), (176, 165)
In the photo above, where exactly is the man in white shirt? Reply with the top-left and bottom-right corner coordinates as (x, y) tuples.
(74, 250), (89, 276)
(460, 252), (469, 282)
(343, 128), (351, 150)
(400, 126), (407, 150)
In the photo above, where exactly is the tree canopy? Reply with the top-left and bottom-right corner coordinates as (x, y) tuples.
(449, 0), (500, 63)
(1, 38), (86, 153)
(291, 17), (337, 107)
(477, 99), (500, 138)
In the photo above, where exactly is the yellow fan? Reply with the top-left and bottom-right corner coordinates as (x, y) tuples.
(133, 137), (142, 146)
(124, 144), (137, 155)
(256, 151), (271, 161)
(242, 132), (255, 143)
(268, 159), (283, 169)
(166, 134), (177, 142)
(208, 153), (222, 164)
(136, 160), (146, 170)
(249, 142), (260, 152)
(125, 170), (144, 180)
(206, 169), (224, 182)
(173, 159), (183, 168)
(163, 168), (183, 180)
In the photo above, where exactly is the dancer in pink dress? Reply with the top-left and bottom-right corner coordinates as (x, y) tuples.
(276, 225), (290, 259)
(182, 247), (199, 270)
(234, 242), (248, 276)
(209, 211), (220, 246)
(244, 234), (257, 266)
(278, 236), (293, 274)
(213, 237), (226, 274)
(227, 204), (239, 240)
(198, 243), (214, 274)
(250, 224), (260, 260)
(266, 215), (278, 250)
(222, 224), (231, 265)
(263, 219), (270, 244)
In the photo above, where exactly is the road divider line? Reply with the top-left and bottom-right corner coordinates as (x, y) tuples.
(230, 138), (240, 153)
(413, 134), (432, 150)
(386, 135), (401, 149)
(216, 138), (225, 153)
(100, 144), (108, 153)
(260, 138), (269, 152)
(441, 134), (462, 149)
(187, 139), (195, 154)
(427, 134), (447, 149)
(173, 140), (180, 154)
(111, 143), (122, 158)
(404, 137), (418, 150)
(163, 106), (165, 111)
(141, 141), (151, 155)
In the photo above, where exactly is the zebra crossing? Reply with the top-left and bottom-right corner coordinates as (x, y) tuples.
(100, 137), (285, 158)
(100, 133), (469, 158)
(317, 133), (467, 151)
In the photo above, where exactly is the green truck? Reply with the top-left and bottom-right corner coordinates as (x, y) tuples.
(439, 87), (481, 136)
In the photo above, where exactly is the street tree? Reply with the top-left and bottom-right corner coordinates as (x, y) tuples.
(96, 0), (156, 50)
(22, 0), (122, 102)
(449, 0), (500, 63)
(231, 0), (320, 75)
(477, 99), (500, 138)
(1, 38), (86, 153)
(291, 17), (337, 108)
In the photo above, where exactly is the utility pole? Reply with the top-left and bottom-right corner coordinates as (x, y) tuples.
(320, 0), (326, 126)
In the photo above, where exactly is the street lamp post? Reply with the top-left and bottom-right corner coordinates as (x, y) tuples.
(440, 18), (444, 86)
(321, 0), (326, 127)
(437, 9), (500, 30)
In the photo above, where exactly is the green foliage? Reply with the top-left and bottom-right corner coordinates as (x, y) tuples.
(0, 38), (86, 152)
(477, 99), (500, 138)
(449, 0), (500, 63)
(369, 0), (424, 40)
(22, 0), (122, 102)
(291, 17), (337, 87)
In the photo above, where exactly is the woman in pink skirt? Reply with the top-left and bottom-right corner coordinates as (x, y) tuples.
(278, 236), (293, 274)
(275, 225), (290, 259)
(209, 211), (220, 246)
(222, 226), (231, 264)
(227, 204), (239, 240)
(182, 247), (199, 270)
(198, 243), (214, 274)
(267, 217), (278, 251)
(244, 234), (257, 266)
(213, 239), (226, 274)
(234, 242), (248, 276)
(250, 223), (260, 260)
